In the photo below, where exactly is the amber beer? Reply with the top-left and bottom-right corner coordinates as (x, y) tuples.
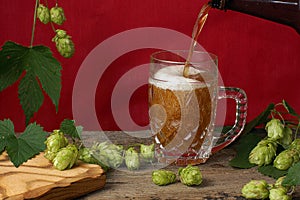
(149, 51), (218, 165)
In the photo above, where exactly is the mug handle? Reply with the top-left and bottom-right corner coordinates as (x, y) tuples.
(211, 86), (248, 153)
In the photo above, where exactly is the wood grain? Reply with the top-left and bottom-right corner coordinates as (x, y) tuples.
(80, 150), (300, 200)
(0, 153), (106, 200)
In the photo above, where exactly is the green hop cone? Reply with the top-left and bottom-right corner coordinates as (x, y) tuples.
(79, 147), (99, 164)
(266, 118), (284, 140)
(152, 170), (177, 186)
(269, 187), (291, 200)
(52, 29), (75, 58)
(50, 6), (66, 25)
(105, 144), (124, 168)
(178, 165), (202, 186)
(140, 143), (155, 163)
(78, 147), (110, 171)
(241, 180), (270, 199)
(273, 148), (300, 170)
(289, 138), (300, 152)
(44, 130), (68, 161)
(249, 138), (277, 166)
(274, 176), (286, 188)
(274, 176), (292, 192)
(90, 142), (124, 169)
(53, 144), (78, 170)
(125, 147), (140, 171)
(278, 127), (293, 149)
(44, 149), (57, 162)
(37, 4), (50, 24)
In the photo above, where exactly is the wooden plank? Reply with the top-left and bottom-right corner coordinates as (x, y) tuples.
(0, 153), (106, 200)
(78, 148), (300, 200)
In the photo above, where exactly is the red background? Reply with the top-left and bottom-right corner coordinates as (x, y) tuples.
(0, 0), (299, 132)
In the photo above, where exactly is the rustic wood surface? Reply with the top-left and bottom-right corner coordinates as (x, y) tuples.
(0, 152), (106, 200)
(78, 131), (300, 200)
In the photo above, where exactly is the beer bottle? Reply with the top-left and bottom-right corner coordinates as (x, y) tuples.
(209, 0), (300, 34)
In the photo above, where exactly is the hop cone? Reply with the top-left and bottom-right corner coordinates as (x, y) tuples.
(249, 138), (277, 166)
(266, 119), (284, 140)
(90, 141), (124, 169)
(289, 138), (300, 152)
(125, 147), (140, 170)
(241, 180), (270, 199)
(269, 187), (291, 200)
(274, 176), (292, 192)
(44, 130), (68, 161)
(152, 170), (177, 186)
(273, 148), (300, 170)
(79, 147), (99, 164)
(178, 165), (202, 186)
(278, 127), (293, 149)
(78, 147), (110, 171)
(52, 29), (75, 58)
(53, 144), (78, 170)
(37, 4), (50, 24)
(50, 6), (66, 25)
(140, 143), (155, 163)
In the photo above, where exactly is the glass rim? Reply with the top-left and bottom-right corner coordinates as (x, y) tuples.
(150, 50), (218, 65)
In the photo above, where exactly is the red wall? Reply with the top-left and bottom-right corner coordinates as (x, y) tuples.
(1, 0), (299, 132)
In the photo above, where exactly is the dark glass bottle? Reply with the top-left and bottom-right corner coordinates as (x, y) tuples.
(209, 0), (300, 34)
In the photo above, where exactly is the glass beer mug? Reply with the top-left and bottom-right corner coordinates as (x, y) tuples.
(148, 50), (247, 165)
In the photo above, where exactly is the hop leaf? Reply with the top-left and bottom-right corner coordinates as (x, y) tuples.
(59, 119), (82, 140)
(282, 162), (300, 186)
(50, 6), (66, 25)
(37, 4), (50, 24)
(0, 41), (62, 125)
(52, 29), (75, 58)
(152, 170), (177, 186)
(0, 119), (47, 167)
(178, 165), (202, 186)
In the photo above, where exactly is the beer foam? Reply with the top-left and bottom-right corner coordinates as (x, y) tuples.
(149, 65), (208, 90)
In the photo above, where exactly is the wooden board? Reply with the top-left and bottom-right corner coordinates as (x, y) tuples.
(0, 153), (106, 200)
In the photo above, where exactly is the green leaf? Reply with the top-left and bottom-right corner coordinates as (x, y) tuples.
(257, 165), (288, 179)
(0, 41), (62, 124)
(60, 119), (82, 139)
(0, 119), (15, 153)
(282, 162), (300, 186)
(229, 132), (262, 168)
(0, 41), (26, 91)
(282, 100), (300, 118)
(18, 71), (44, 124)
(26, 46), (62, 111)
(242, 103), (275, 134)
(6, 122), (47, 167)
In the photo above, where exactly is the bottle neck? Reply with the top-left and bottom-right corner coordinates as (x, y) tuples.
(210, 0), (300, 10)
(209, 0), (300, 34)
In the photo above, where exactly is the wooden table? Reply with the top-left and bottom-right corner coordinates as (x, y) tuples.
(78, 131), (300, 200)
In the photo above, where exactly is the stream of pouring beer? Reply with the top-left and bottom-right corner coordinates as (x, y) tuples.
(183, 3), (211, 78)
